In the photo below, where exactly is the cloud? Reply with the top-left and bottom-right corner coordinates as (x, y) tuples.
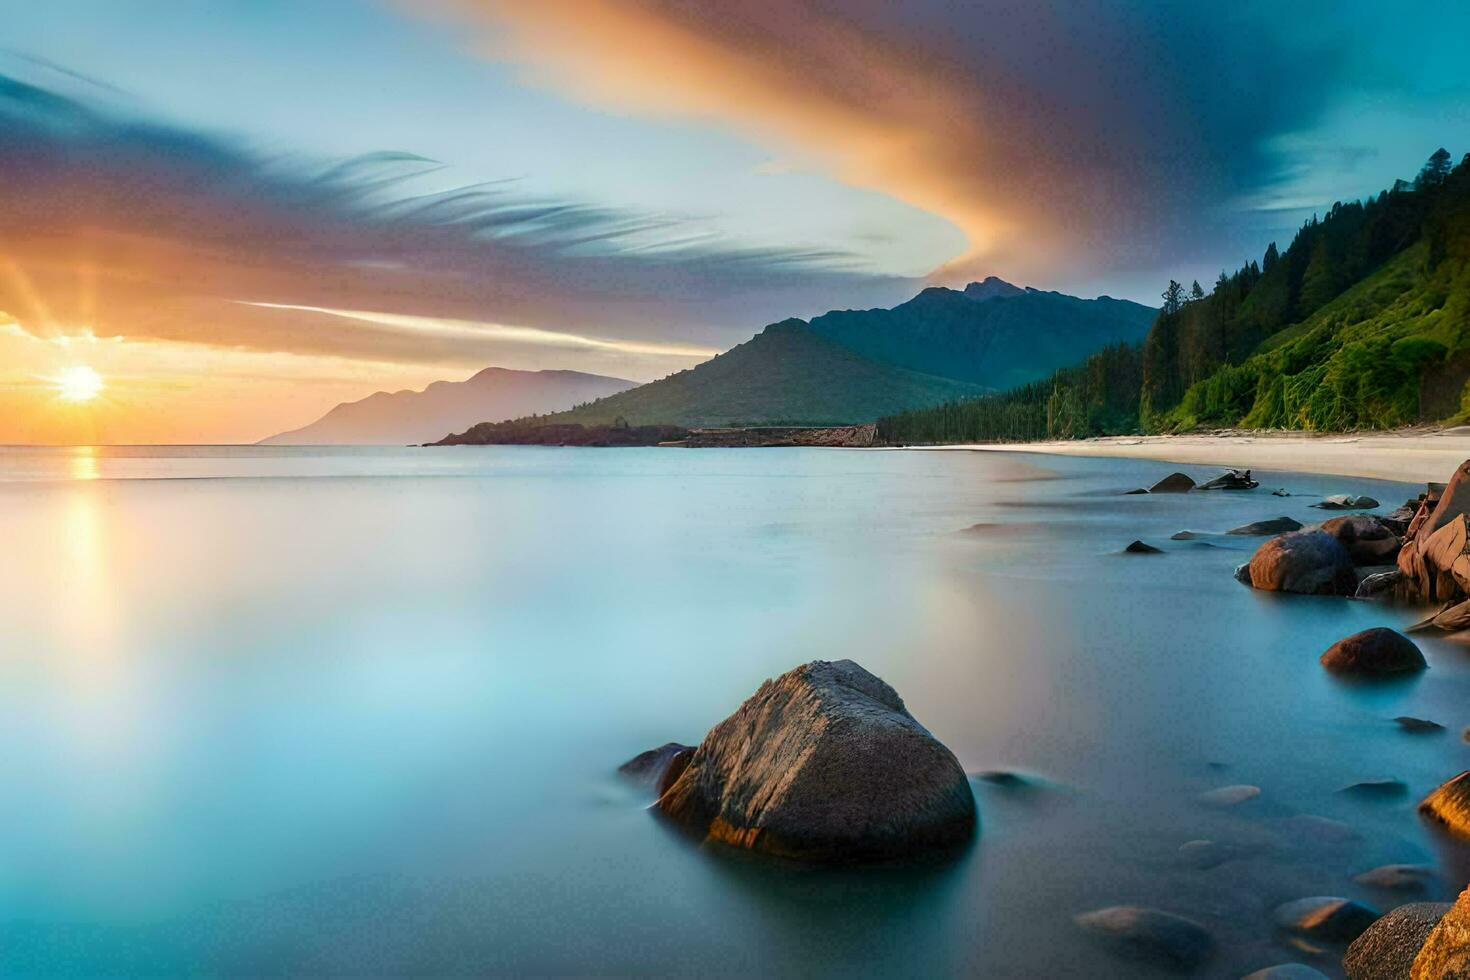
(437, 0), (1364, 286)
(0, 70), (914, 372)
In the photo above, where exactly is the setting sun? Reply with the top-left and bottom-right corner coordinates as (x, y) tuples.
(54, 365), (104, 402)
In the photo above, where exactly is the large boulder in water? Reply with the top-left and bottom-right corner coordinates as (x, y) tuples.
(1411, 885), (1470, 978)
(1320, 628), (1425, 675)
(655, 659), (976, 862)
(1322, 515), (1401, 564)
(1248, 530), (1357, 595)
(1343, 901), (1451, 979)
(1420, 771), (1470, 841)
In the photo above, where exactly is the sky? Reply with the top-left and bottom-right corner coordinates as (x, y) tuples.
(1, 0), (1467, 444)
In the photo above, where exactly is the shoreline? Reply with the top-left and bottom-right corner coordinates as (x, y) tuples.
(911, 428), (1470, 484)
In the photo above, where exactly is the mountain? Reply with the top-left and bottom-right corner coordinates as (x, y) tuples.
(963, 276), (1026, 302)
(805, 282), (1155, 389)
(260, 367), (637, 445)
(481, 319), (988, 429)
(879, 147), (1470, 443)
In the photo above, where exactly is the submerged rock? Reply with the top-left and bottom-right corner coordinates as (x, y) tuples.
(1235, 562), (1253, 584)
(1395, 716), (1446, 734)
(1073, 906), (1214, 970)
(1339, 778), (1409, 799)
(1320, 628), (1426, 675)
(1343, 901), (1450, 979)
(619, 742), (695, 794)
(1249, 530), (1358, 595)
(1178, 838), (1251, 870)
(1411, 884), (1470, 978)
(1229, 516), (1304, 536)
(1198, 784), (1261, 807)
(1314, 494), (1382, 510)
(1419, 771), (1470, 841)
(1124, 540), (1163, 554)
(655, 659), (976, 862)
(1147, 472), (1196, 493)
(1322, 515), (1402, 564)
(1354, 864), (1438, 892)
(1244, 966), (1329, 980)
(1197, 468), (1259, 490)
(1273, 896), (1380, 943)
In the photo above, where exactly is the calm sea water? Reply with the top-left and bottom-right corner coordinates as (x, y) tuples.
(0, 445), (1463, 977)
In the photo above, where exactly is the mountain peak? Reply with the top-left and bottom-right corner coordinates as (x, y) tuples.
(962, 276), (1025, 303)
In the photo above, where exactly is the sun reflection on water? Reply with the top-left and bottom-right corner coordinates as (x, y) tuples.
(69, 445), (101, 481)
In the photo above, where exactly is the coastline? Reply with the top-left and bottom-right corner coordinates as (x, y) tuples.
(915, 428), (1470, 484)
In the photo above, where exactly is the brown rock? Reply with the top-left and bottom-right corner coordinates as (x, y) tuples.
(1274, 896), (1379, 943)
(1356, 568), (1403, 599)
(656, 659), (976, 862)
(1411, 884), (1470, 978)
(1249, 530), (1358, 595)
(1320, 628), (1426, 674)
(619, 742), (695, 793)
(1408, 597), (1470, 634)
(1420, 771), (1470, 841)
(1345, 902), (1451, 979)
(1322, 515), (1402, 564)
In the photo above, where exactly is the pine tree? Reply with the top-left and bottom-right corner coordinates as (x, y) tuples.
(1416, 147), (1453, 189)
(1189, 280), (1205, 302)
(1161, 280), (1185, 315)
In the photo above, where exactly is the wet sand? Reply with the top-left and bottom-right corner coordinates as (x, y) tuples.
(932, 429), (1470, 484)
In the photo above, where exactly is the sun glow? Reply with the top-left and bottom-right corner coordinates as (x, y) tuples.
(55, 365), (104, 402)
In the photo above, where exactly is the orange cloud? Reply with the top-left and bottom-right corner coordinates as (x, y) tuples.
(445, 0), (1028, 280)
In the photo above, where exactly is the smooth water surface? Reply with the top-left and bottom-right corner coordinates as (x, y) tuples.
(0, 445), (1464, 977)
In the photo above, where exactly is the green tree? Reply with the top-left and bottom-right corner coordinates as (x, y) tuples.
(1161, 280), (1185, 315)
(1417, 147), (1453, 189)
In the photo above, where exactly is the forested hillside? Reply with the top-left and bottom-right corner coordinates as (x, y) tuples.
(879, 148), (1470, 443)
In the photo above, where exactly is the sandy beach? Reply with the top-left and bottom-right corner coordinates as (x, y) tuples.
(932, 428), (1470, 484)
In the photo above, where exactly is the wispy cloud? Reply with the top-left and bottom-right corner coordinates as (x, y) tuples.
(242, 303), (722, 358)
(0, 69), (914, 373)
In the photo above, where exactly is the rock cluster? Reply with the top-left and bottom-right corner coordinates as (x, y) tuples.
(1396, 461), (1470, 607)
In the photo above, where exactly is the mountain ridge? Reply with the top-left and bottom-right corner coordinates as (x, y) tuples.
(260, 366), (637, 445)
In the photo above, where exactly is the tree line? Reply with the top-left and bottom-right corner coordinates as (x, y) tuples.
(879, 148), (1470, 443)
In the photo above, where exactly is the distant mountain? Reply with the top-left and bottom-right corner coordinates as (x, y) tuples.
(492, 319), (987, 429)
(805, 281), (1156, 390)
(260, 367), (637, 445)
